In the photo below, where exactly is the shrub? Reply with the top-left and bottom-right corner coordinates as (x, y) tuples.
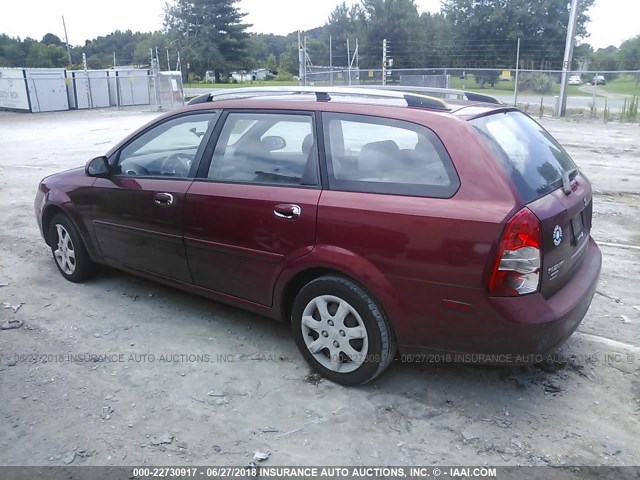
(187, 72), (202, 83)
(519, 72), (554, 94)
(275, 71), (294, 81)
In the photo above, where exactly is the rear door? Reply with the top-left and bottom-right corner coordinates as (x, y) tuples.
(183, 110), (321, 306)
(471, 111), (592, 297)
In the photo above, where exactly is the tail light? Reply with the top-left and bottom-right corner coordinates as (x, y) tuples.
(488, 208), (541, 296)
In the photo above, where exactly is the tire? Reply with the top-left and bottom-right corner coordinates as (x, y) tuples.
(291, 275), (396, 385)
(48, 213), (96, 283)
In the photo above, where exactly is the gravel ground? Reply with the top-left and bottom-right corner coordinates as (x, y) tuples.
(0, 108), (638, 468)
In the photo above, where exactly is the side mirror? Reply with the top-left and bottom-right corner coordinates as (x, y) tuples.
(85, 156), (110, 177)
(262, 136), (286, 151)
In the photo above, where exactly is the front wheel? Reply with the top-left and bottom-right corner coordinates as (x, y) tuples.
(48, 214), (96, 282)
(291, 275), (396, 385)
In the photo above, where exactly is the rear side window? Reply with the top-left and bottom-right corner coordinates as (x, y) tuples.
(322, 113), (459, 198)
(208, 112), (318, 186)
(471, 111), (577, 203)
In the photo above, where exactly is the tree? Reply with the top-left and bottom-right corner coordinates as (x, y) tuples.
(26, 42), (67, 68)
(417, 12), (454, 68)
(77, 30), (158, 68)
(41, 33), (63, 46)
(441, 0), (595, 70)
(592, 45), (620, 79)
(164, 0), (251, 80)
(0, 34), (28, 67)
(619, 35), (640, 70)
(325, 1), (364, 41)
(359, 0), (426, 68)
(265, 53), (277, 71)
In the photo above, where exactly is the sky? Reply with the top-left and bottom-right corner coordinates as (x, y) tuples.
(0, 0), (637, 50)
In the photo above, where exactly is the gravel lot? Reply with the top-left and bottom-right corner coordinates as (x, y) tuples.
(0, 108), (638, 468)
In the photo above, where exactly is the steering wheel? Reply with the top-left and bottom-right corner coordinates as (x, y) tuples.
(160, 152), (194, 177)
(121, 161), (150, 176)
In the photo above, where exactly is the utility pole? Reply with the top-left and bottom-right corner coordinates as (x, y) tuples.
(382, 38), (387, 86)
(298, 31), (305, 86)
(558, 0), (580, 117)
(329, 35), (333, 86)
(150, 48), (160, 110)
(82, 52), (93, 109)
(61, 16), (72, 65)
(513, 38), (521, 106)
(167, 49), (171, 71)
(113, 52), (117, 69)
(304, 36), (310, 84)
(355, 38), (359, 84)
(347, 38), (351, 86)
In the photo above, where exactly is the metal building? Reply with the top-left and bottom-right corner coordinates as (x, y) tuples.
(0, 68), (69, 112)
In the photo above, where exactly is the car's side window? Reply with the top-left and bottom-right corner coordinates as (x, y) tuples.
(322, 113), (460, 198)
(207, 112), (318, 186)
(116, 113), (218, 178)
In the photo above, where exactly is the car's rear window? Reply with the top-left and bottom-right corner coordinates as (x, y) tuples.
(471, 111), (577, 203)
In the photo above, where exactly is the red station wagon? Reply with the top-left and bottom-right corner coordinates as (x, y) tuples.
(35, 87), (602, 385)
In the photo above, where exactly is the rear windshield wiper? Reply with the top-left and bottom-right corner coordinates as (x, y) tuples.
(562, 168), (578, 195)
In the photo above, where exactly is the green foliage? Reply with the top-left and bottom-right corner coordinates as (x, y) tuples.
(592, 45), (620, 80)
(275, 70), (294, 81)
(519, 72), (554, 94)
(76, 30), (157, 67)
(619, 35), (640, 70)
(474, 70), (500, 88)
(442, 0), (595, 69)
(358, 0), (426, 68)
(41, 33), (63, 46)
(25, 42), (67, 68)
(265, 53), (277, 72)
(164, 0), (250, 80)
(619, 96), (638, 123)
(0, 34), (27, 67)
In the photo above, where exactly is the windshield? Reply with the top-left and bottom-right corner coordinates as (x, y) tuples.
(471, 111), (577, 203)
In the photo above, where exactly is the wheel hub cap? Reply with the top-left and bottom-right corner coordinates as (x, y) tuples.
(301, 295), (369, 373)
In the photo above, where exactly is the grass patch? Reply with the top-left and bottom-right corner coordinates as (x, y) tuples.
(600, 74), (640, 96)
(448, 75), (595, 97)
(185, 80), (299, 89)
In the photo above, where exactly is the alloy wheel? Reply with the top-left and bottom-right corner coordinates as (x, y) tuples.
(53, 224), (76, 275)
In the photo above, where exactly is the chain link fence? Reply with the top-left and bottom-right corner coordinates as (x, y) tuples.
(303, 67), (640, 120)
(0, 66), (185, 113)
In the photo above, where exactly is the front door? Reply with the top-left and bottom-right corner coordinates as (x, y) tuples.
(183, 110), (321, 305)
(92, 112), (219, 283)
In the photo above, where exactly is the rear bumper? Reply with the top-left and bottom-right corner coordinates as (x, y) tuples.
(400, 237), (602, 362)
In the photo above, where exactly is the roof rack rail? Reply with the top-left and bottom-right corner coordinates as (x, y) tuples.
(350, 85), (502, 105)
(187, 86), (451, 111)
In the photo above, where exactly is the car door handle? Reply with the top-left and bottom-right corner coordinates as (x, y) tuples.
(274, 203), (301, 219)
(154, 192), (174, 207)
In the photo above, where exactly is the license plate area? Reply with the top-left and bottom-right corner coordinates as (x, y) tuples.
(570, 211), (586, 245)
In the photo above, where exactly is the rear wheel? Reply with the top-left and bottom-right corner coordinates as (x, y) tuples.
(291, 275), (396, 385)
(49, 214), (96, 282)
